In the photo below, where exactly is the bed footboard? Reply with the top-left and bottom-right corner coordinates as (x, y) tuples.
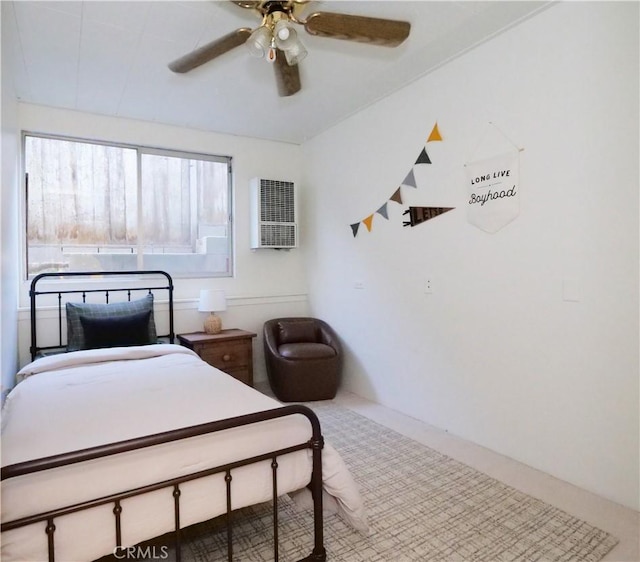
(1, 405), (326, 562)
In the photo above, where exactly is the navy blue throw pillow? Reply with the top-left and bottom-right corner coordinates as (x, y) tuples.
(66, 294), (157, 351)
(79, 310), (153, 350)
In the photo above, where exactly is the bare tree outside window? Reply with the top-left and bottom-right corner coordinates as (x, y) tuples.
(24, 134), (232, 278)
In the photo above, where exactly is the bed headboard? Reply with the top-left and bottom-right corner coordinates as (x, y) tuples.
(29, 270), (175, 360)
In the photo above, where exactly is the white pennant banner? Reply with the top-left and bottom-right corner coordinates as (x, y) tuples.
(465, 151), (520, 233)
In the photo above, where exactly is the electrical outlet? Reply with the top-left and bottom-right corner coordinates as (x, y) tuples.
(425, 278), (433, 294)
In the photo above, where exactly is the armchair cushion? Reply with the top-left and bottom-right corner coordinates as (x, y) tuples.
(277, 320), (317, 344)
(279, 342), (336, 360)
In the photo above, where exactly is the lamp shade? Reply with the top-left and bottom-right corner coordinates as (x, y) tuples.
(274, 19), (296, 49)
(247, 26), (271, 58)
(283, 39), (307, 66)
(198, 289), (227, 312)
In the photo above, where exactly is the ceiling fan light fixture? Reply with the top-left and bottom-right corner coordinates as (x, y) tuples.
(283, 39), (308, 66)
(274, 18), (295, 44)
(247, 25), (272, 58)
(270, 12), (307, 66)
(277, 27), (290, 40)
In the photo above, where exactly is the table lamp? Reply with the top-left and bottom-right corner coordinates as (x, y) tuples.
(198, 289), (227, 334)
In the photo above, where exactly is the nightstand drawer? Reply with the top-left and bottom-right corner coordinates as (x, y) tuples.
(200, 341), (250, 371)
(177, 330), (257, 387)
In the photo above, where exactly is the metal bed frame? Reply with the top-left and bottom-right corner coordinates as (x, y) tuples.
(29, 270), (176, 360)
(3, 270), (327, 562)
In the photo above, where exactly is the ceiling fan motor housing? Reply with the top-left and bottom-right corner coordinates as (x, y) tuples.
(263, 1), (294, 16)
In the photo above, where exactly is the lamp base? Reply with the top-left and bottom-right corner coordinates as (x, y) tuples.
(204, 313), (222, 335)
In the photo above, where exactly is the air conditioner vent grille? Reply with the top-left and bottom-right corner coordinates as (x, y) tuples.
(260, 224), (297, 248)
(259, 179), (295, 223)
(250, 178), (298, 249)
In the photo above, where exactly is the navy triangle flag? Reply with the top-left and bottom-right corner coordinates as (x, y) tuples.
(350, 223), (360, 237)
(415, 147), (431, 165)
(402, 169), (417, 188)
(376, 203), (389, 220)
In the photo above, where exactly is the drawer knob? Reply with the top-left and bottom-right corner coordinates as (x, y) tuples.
(223, 354), (231, 361)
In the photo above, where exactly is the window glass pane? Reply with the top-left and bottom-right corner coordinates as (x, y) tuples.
(25, 136), (137, 276)
(24, 135), (232, 279)
(140, 153), (231, 276)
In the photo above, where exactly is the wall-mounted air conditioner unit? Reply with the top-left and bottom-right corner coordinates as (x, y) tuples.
(250, 178), (297, 249)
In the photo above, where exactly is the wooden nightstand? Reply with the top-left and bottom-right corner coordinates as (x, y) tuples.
(177, 330), (257, 387)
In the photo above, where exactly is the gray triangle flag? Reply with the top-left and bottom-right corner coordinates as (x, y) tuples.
(376, 203), (389, 220)
(402, 169), (417, 188)
(350, 223), (360, 237)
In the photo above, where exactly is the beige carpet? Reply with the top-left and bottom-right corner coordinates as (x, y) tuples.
(158, 401), (619, 562)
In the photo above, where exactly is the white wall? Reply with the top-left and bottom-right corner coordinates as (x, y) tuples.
(5, 0), (638, 513)
(15, 104), (309, 382)
(301, 1), (639, 510)
(1, 2), (20, 401)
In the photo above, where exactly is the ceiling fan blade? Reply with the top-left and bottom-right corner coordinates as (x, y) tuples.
(168, 28), (252, 73)
(274, 50), (301, 97)
(304, 12), (410, 47)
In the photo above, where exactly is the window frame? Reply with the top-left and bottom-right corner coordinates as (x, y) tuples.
(21, 131), (234, 281)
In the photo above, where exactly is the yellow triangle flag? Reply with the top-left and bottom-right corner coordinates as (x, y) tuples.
(427, 122), (443, 142)
(362, 215), (374, 232)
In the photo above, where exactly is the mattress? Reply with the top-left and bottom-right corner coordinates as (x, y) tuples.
(1, 345), (366, 561)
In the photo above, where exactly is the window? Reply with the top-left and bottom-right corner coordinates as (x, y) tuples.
(24, 134), (232, 278)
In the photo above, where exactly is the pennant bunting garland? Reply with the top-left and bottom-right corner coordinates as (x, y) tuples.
(414, 147), (431, 165)
(402, 207), (455, 227)
(389, 188), (403, 204)
(427, 122), (442, 143)
(351, 122), (450, 237)
(401, 169), (417, 188)
(376, 203), (389, 220)
(362, 215), (374, 232)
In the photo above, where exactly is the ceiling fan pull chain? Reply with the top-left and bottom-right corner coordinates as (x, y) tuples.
(267, 39), (277, 63)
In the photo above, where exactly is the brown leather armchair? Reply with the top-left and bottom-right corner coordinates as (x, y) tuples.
(263, 317), (342, 402)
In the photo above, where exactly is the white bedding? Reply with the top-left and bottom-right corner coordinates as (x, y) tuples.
(1, 345), (367, 562)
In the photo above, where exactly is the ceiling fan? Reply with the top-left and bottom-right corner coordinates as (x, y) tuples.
(168, 0), (411, 97)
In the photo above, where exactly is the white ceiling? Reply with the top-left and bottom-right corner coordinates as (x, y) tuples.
(2, 1), (551, 144)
